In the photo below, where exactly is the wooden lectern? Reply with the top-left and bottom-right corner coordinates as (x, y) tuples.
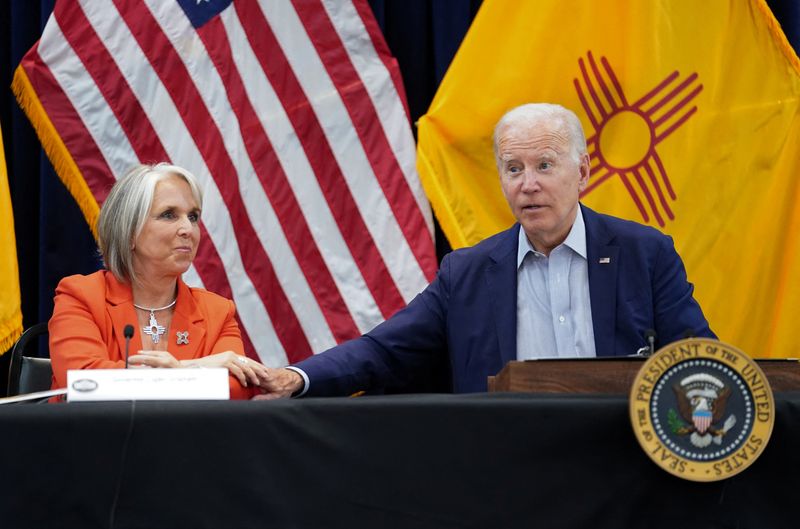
(488, 358), (800, 393)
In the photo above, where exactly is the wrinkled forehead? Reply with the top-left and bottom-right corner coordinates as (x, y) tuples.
(495, 118), (571, 157)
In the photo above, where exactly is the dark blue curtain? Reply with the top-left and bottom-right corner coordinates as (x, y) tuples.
(1, 1), (100, 333)
(0, 0), (797, 389)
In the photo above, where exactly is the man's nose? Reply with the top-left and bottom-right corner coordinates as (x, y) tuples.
(520, 169), (540, 191)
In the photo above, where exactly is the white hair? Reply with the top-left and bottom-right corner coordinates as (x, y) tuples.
(493, 103), (587, 165)
(96, 163), (203, 284)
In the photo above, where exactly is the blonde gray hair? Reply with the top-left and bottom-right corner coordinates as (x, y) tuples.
(97, 163), (203, 284)
(493, 103), (588, 165)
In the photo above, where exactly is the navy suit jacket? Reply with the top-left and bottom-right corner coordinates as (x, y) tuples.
(295, 205), (714, 395)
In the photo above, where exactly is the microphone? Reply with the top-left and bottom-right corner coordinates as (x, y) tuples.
(645, 329), (657, 356)
(124, 325), (135, 368)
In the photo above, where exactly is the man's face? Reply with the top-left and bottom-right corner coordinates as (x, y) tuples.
(496, 119), (589, 254)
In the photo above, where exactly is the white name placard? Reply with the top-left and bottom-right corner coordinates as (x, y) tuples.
(67, 368), (229, 401)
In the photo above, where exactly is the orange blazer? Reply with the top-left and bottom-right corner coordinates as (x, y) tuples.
(49, 270), (256, 399)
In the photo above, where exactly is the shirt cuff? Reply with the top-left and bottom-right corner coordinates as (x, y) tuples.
(284, 366), (309, 397)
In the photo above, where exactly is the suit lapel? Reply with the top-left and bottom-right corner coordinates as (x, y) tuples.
(106, 274), (206, 358)
(487, 225), (520, 367)
(583, 205), (619, 357)
(105, 273), (143, 357)
(168, 278), (206, 359)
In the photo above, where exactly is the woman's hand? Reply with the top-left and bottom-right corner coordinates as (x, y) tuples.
(181, 351), (269, 388)
(128, 350), (182, 369)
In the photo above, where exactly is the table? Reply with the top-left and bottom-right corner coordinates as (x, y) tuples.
(1, 393), (798, 529)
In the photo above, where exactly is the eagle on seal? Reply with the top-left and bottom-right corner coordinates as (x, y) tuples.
(672, 373), (736, 448)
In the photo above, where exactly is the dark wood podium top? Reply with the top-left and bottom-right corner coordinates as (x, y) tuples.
(488, 358), (800, 394)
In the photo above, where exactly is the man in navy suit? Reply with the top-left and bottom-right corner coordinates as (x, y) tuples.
(257, 103), (714, 397)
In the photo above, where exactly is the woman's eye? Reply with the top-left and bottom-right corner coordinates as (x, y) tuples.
(189, 212), (200, 223)
(159, 210), (175, 219)
(539, 162), (552, 170)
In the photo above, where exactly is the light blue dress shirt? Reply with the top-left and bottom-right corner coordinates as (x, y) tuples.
(516, 208), (596, 359)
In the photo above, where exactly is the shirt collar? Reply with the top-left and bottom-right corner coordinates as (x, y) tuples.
(516, 206), (587, 268)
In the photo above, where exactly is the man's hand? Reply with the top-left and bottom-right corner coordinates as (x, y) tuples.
(253, 368), (304, 400)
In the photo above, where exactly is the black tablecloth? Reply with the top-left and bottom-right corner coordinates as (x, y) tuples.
(1, 393), (798, 529)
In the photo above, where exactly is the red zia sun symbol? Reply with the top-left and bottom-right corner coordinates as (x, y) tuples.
(575, 51), (703, 227)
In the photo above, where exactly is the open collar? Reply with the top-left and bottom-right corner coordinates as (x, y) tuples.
(105, 272), (206, 357)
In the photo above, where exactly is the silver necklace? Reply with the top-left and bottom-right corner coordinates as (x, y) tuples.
(133, 299), (177, 344)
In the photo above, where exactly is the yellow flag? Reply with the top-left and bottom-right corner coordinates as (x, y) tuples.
(417, 0), (800, 357)
(0, 124), (22, 353)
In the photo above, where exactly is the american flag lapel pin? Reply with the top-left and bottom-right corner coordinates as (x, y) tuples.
(599, 257), (611, 264)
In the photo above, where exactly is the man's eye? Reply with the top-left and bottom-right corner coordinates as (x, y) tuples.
(507, 166), (522, 174)
(188, 212), (200, 223)
(539, 161), (552, 170)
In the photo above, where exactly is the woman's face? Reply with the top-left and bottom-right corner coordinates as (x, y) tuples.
(131, 174), (201, 281)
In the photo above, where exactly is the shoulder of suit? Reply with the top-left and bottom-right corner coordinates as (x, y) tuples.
(589, 208), (669, 243)
(55, 269), (110, 295)
(447, 225), (517, 260)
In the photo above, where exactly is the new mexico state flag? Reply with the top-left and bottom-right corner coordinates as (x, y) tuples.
(0, 123), (22, 353)
(417, 0), (800, 358)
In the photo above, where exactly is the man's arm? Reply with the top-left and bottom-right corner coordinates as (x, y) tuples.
(256, 253), (454, 398)
(652, 234), (715, 344)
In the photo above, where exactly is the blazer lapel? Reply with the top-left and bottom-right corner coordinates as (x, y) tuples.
(105, 273), (143, 357)
(487, 225), (520, 367)
(168, 278), (206, 358)
(583, 205), (619, 357)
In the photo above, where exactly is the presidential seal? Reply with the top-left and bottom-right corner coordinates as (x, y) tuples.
(629, 338), (774, 482)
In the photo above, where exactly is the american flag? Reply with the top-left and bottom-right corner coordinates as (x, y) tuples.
(13, 0), (437, 366)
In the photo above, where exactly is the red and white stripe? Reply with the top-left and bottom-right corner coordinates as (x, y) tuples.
(19, 0), (436, 366)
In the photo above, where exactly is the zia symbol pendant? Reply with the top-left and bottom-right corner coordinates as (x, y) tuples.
(142, 311), (166, 344)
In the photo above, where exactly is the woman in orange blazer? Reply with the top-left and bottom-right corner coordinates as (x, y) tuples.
(49, 163), (268, 399)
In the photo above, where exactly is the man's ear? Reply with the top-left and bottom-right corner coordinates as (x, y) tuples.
(577, 153), (590, 192)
